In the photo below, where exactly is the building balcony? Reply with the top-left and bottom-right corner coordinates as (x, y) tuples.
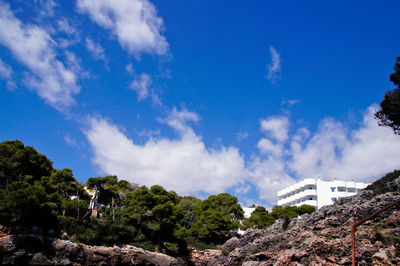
(302, 189), (317, 197)
(346, 181), (356, 188)
(301, 200), (318, 207)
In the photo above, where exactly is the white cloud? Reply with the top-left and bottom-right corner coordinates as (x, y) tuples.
(76, 0), (169, 57)
(290, 106), (400, 182)
(129, 73), (161, 105)
(37, 0), (57, 17)
(257, 138), (283, 157)
(236, 131), (249, 141)
(248, 105), (400, 204)
(85, 38), (107, 63)
(129, 73), (152, 100)
(126, 63), (134, 75)
(248, 156), (296, 203)
(282, 99), (301, 107)
(235, 185), (251, 194)
(260, 116), (290, 142)
(57, 18), (76, 35)
(0, 58), (16, 91)
(83, 103), (400, 205)
(0, 58), (12, 79)
(159, 106), (200, 135)
(0, 3), (80, 111)
(84, 109), (247, 195)
(64, 134), (78, 147)
(266, 46), (281, 83)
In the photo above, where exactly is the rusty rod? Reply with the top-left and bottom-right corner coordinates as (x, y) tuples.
(351, 197), (400, 266)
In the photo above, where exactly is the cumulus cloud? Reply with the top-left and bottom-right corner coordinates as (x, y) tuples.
(83, 104), (400, 205)
(0, 3), (80, 111)
(248, 156), (296, 203)
(260, 116), (290, 142)
(247, 104), (400, 204)
(289, 105), (400, 182)
(159, 106), (200, 134)
(84, 108), (247, 195)
(257, 138), (283, 157)
(76, 0), (169, 57)
(266, 46), (281, 83)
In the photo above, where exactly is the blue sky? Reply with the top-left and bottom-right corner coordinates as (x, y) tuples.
(1, 0), (399, 207)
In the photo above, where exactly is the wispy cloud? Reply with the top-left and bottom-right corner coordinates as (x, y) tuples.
(266, 46), (281, 83)
(0, 2), (80, 111)
(76, 0), (169, 57)
(85, 38), (107, 66)
(38, 0), (57, 17)
(64, 134), (78, 147)
(281, 99), (301, 107)
(0, 58), (12, 79)
(57, 18), (77, 35)
(0, 58), (16, 90)
(129, 73), (152, 100)
(236, 131), (249, 141)
(129, 73), (161, 105)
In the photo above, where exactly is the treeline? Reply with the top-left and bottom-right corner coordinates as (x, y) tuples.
(0, 140), (314, 254)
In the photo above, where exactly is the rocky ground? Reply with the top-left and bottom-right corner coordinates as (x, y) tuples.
(0, 179), (399, 265)
(0, 234), (183, 265)
(215, 189), (400, 265)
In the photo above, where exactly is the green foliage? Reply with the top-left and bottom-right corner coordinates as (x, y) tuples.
(364, 170), (400, 195)
(241, 206), (275, 230)
(189, 193), (243, 244)
(239, 204), (316, 231)
(375, 57), (400, 134)
(0, 180), (59, 230)
(296, 204), (316, 215)
(0, 140), (53, 189)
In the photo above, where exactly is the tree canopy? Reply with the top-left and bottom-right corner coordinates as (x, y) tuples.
(0, 140), (53, 189)
(375, 57), (400, 134)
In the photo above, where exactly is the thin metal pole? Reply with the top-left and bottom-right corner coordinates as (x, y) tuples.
(351, 197), (400, 266)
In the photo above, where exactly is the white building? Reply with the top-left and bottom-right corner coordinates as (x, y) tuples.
(242, 207), (256, 218)
(277, 178), (369, 209)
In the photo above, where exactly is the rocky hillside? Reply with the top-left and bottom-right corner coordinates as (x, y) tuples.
(0, 178), (399, 265)
(214, 184), (400, 265)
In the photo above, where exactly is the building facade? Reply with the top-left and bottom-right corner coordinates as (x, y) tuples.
(277, 178), (369, 209)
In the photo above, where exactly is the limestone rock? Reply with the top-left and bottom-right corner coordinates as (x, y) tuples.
(0, 235), (181, 265)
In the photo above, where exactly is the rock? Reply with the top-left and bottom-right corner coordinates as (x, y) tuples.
(221, 237), (239, 256)
(211, 191), (400, 265)
(0, 234), (181, 265)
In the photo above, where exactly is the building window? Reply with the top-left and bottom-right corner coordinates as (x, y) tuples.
(331, 187), (336, 192)
(348, 188), (356, 193)
(338, 187), (346, 192)
(331, 197), (337, 202)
